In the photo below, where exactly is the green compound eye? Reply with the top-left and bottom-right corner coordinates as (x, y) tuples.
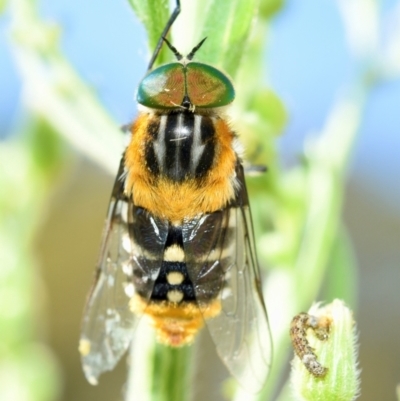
(137, 63), (186, 109)
(185, 62), (235, 108)
(137, 62), (235, 109)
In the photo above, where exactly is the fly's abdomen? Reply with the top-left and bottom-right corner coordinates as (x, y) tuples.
(150, 225), (195, 304)
(130, 213), (227, 346)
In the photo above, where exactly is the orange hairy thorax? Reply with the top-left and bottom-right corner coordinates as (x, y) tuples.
(124, 113), (238, 221)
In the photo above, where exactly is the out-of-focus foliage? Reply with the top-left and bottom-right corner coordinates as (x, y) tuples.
(0, 120), (64, 401)
(259, 0), (285, 18)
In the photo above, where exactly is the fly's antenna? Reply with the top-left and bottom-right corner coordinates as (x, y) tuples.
(147, 0), (181, 71)
(162, 37), (183, 60)
(163, 36), (207, 62)
(187, 37), (207, 60)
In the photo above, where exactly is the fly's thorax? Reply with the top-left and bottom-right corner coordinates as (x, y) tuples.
(124, 110), (239, 221)
(144, 110), (217, 181)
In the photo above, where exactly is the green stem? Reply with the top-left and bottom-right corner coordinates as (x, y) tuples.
(151, 345), (193, 401)
(126, 321), (193, 401)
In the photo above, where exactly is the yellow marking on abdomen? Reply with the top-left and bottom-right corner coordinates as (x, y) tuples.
(130, 295), (221, 346)
(166, 271), (185, 285)
(164, 245), (185, 262)
(167, 290), (184, 303)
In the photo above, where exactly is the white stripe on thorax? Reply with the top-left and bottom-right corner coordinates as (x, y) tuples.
(153, 115), (167, 169)
(191, 115), (206, 173)
(174, 113), (184, 173)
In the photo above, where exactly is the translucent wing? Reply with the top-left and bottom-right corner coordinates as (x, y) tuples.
(79, 156), (168, 385)
(182, 164), (272, 392)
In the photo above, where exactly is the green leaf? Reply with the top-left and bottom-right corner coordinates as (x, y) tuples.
(201, 0), (258, 76)
(127, 0), (171, 67)
(259, 0), (285, 19)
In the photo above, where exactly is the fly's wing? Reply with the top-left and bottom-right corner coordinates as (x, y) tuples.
(182, 164), (272, 392)
(79, 156), (168, 385)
